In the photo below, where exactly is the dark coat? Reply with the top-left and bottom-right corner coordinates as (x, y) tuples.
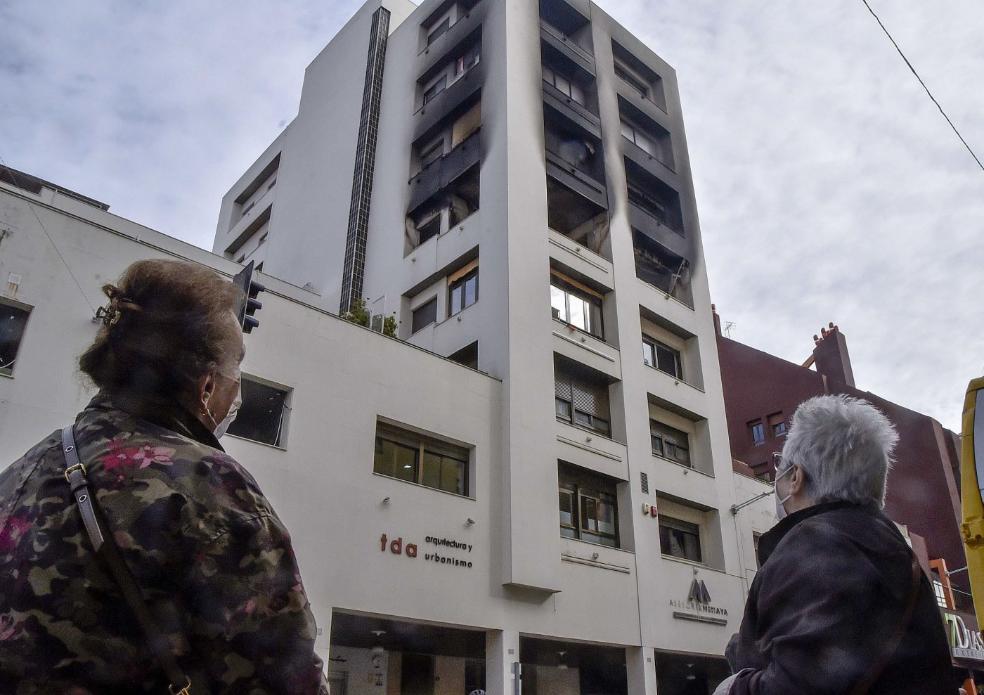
(729, 501), (956, 694)
(0, 393), (325, 694)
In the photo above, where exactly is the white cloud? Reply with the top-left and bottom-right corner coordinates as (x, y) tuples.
(2, 0), (981, 429)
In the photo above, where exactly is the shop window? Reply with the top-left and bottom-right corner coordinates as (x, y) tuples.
(227, 376), (291, 448)
(550, 270), (603, 340)
(448, 261), (478, 316)
(659, 515), (701, 563)
(749, 420), (765, 445)
(559, 463), (619, 547)
(555, 365), (611, 437)
(650, 420), (690, 467)
(769, 412), (787, 437)
(373, 421), (470, 496)
(0, 300), (31, 376)
(642, 337), (681, 379)
(411, 298), (438, 333)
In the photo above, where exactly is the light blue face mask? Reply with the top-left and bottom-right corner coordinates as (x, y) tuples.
(774, 464), (795, 520)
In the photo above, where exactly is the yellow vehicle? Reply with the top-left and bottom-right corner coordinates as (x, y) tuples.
(961, 377), (984, 625)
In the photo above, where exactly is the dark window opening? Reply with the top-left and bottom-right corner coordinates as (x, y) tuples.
(659, 515), (701, 562)
(642, 337), (682, 378)
(611, 40), (666, 111)
(632, 230), (691, 305)
(650, 420), (691, 467)
(449, 341), (478, 369)
(423, 75), (448, 104)
(373, 421), (470, 496)
(227, 377), (290, 447)
(426, 16), (451, 45)
(0, 301), (31, 375)
(769, 412), (787, 437)
(411, 298), (438, 333)
(559, 463), (619, 547)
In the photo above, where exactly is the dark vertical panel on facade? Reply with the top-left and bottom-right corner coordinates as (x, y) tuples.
(340, 6), (391, 314)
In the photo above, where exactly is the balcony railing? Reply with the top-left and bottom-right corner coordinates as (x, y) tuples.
(540, 20), (594, 73)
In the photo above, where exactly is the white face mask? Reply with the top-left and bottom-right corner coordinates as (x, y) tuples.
(774, 464), (795, 521)
(212, 382), (242, 439)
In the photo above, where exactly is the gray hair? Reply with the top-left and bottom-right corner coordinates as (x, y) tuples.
(779, 395), (898, 507)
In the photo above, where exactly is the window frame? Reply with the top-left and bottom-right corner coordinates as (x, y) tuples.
(558, 473), (619, 548)
(749, 420), (766, 445)
(448, 267), (479, 317)
(542, 65), (586, 106)
(550, 273), (604, 340)
(373, 422), (470, 497)
(411, 297), (438, 334)
(659, 515), (702, 563)
(642, 336), (682, 379)
(650, 419), (691, 468)
(0, 298), (32, 377)
(225, 375), (292, 449)
(422, 74), (448, 105)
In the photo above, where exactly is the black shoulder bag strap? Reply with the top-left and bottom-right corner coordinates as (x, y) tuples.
(61, 426), (193, 695)
(848, 552), (923, 695)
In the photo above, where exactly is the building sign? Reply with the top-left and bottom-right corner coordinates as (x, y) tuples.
(379, 533), (474, 569)
(669, 574), (728, 626)
(944, 612), (984, 664)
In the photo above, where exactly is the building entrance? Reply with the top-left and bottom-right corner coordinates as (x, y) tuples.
(328, 612), (486, 695)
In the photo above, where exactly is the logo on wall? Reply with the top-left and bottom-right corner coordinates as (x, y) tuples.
(944, 612), (984, 664)
(670, 569), (728, 626)
(379, 533), (474, 569)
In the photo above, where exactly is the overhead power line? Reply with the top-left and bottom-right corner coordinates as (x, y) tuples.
(859, 0), (984, 176)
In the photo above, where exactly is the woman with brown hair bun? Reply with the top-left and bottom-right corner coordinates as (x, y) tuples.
(0, 259), (326, 694)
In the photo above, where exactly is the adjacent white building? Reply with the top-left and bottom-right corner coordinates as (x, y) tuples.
(0, 1), (779, 693)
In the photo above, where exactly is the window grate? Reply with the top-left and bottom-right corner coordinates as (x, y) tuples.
(640, 472), (649, 494)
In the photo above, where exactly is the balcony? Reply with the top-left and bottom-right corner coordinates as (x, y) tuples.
(408, 129), (482, 215)
(548, 229), (613, 290)
(225, 195), (273, 257)
(542, 80), (600, 138)
(416, 2), (486, 77)
(540, 20), (594, 75)
(554, 419), (628, 481)
(552, 318), (621, 381)
(628, 201), (688, 260)
(546, 148), (607, 211)
(414, 60), (485, 142)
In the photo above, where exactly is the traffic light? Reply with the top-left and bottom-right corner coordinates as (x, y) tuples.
(232, 261), (265, 334)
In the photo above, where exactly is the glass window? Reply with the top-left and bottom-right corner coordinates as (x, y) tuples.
(543, 66), (585, 105)
(226, 377), (291, 447)
(643, 337), (681, 378)
(659, 516), (702, 563)
(558, 466), (619, 547)
(550, 277), (603, 339)
(417, 214), (442, 245)
(423, 74), (447, 104)
(773, 421), (787, 437)
(411, 298), (438, 333)
(449, 268), (478, 316)
(0, 302), (31, 375)
(555, 397), (572, 421)
(750, 421), (765, 445)
(555, 370), (611, 437)
(374, 437), (418, 483)
(419, 136), (446, 169)
(650, 420), (691, 467)
(373, 423), (470, 496)
(426, 16), (451, 45)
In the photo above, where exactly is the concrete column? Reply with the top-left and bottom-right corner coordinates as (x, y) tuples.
(626, 646), (659, 695)
(487, 630), (521, 695)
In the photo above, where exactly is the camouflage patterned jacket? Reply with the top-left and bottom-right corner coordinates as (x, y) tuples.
(0, 393), (326, 694)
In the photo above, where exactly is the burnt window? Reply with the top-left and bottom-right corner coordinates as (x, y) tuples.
(0, 300), (31, 376)
(426, 16), (451, 45)
(227, 377), (291, 447)
(411, 298), (438, 333)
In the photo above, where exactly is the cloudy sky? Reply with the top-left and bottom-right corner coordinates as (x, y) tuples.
(2, 0), (982, 430)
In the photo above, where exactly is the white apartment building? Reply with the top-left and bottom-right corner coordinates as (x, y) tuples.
(0, 1), (779, 693)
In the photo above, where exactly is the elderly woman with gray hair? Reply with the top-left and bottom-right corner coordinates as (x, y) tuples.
(715, 395), (956, 695)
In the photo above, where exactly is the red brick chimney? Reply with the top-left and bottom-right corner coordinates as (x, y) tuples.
(812, 322), (855, 388)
